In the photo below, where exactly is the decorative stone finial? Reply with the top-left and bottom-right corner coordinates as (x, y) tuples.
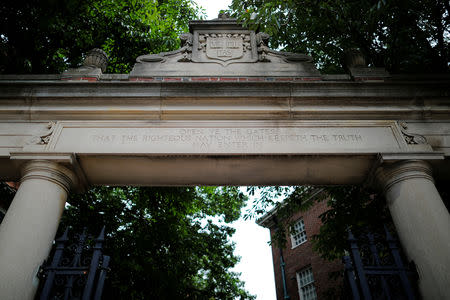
(344, 48), (390, 81)
(217, 12), (231, 19)
(61, 48), (109, 80)
(344, 49), (366, 68)
(83, 48), (108, 72)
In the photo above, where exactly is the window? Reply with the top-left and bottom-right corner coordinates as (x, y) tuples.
(296, 267), (317, 300)
(291, 218), (307, 248)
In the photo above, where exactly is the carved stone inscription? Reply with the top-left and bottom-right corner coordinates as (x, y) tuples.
(51, 126), (402, 154)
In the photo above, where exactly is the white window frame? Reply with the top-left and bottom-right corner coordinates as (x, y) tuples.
(290, 217), (307, 248)
(296, 266), (317, 300)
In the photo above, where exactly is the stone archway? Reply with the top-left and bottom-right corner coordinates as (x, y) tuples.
(0, 17), (449, 299)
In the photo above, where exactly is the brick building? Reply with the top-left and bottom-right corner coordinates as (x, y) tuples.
(257, 193), (343, 300)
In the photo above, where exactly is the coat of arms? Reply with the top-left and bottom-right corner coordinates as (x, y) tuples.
(205, 34), (244, 62)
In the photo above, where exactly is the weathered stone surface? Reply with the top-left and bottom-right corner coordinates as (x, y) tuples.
(348, 66), (390, 80)
(61, 66), (102, 80)
(82, 48), (108, 72)
(45, 120), (406, 154)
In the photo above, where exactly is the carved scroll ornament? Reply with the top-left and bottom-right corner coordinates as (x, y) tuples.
(27, 121), (56, 145)
(399, 122), (427, 145)
(136, 33), (194, 63)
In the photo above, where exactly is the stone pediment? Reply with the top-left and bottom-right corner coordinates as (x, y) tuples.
(130, 16), (320, 78)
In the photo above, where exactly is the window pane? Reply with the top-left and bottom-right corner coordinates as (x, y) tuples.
(297, 267), (317, 300)
(291, 218), (307, 247)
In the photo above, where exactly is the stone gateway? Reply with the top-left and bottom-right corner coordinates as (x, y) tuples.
(0, 16), (449, 300)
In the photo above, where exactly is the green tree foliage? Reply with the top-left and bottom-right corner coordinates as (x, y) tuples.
(0, 186), (255, 298)
(245, 186), (316, 248)
(0, 2), (256, 297)
(230, 0), (449, 260)
(245, 185), (391, 261)
(61, 186), (255, 299)
(0, 0), (204, 74)
(247, 181), (449, 263)
(230, 0), (449, 73)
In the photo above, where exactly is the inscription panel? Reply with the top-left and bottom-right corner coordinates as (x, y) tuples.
(48, 122), (405, 154)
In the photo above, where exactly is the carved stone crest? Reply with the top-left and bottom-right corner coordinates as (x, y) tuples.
(194, 32), (254, 66)
(206, 35), (243, 61)
(130, 16), (320, 77)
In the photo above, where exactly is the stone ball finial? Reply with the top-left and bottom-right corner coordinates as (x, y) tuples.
(344, 49), (367, 68)
(83, 48), (108, 72)
(217, 12), (231, 19)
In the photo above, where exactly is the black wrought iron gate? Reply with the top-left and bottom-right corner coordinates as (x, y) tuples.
(343, 226), (418, 300)
(37, 227), (110, 300)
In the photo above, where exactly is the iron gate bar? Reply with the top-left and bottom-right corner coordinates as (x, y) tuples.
(93, 255), (110, 300)
(343, 255), (361, 300)
(82, 227), (105, 300)
(39, 227), (109, 300)
(367, 232), (392, 300)
(348, 230), (373, 300)
(384, 226), (416, 300)
(40, 228), (69, 299)
(344, 227), (416, 300)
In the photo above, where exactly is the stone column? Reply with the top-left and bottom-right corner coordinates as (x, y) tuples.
(0, 160), (76, 300)
(375, 160), (450, 300)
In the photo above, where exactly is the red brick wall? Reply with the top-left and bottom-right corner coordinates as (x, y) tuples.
(270, 200), (343, 300)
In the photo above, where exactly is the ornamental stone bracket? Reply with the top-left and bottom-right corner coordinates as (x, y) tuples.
(131, 15), (319, 78)
(8, 152), (88, 193)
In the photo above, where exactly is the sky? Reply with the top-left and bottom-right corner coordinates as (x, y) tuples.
(230, 194), (277, 300)
(195, 0), (230, 19)
(193, 1), (277, 299)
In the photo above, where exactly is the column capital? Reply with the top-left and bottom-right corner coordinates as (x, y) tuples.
(20, 160), (77, 193)
(375, 159), (434, 194)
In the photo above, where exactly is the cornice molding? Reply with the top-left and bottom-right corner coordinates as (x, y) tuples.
(0, 80), (449, 99)
(0, 81), (449, 121)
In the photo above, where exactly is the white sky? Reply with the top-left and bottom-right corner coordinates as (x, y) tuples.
(195, 0), (230, 20)
(193, 2), (277, 299)
(231, 192), (277, 300)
